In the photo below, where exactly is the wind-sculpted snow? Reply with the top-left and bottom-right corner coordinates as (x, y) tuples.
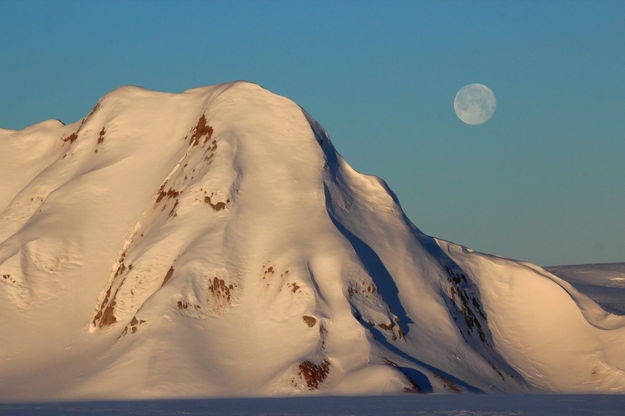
(547, 263), (625, 315)
(1, 81), (624, 401)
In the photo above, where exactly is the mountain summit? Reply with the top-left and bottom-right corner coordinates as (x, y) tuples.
(1, 82), (624, 400)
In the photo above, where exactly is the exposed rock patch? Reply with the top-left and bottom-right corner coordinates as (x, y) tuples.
(189, 115), (213, 146)
(99, 300), (117, 327)
(97, 127), (106, 144)
(298, 360), (330, 389)
(207, 277), (237, 312)
(156, 185), (180, 204)
(302, 315), (317, 328)
(119, 316), (146, 338)
(162, 266), (175, 287)
(177, 300), (200, 310)
(262, 264), (276, 280)
(203, 194), (228, 211)
(444, 266), (488, 344)
(62, 132), (78, 144)
(93, 288), (117, 327)
(287, 282), (301, 293)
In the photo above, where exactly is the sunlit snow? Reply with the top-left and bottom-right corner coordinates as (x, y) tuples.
(1, 82), (624, 402)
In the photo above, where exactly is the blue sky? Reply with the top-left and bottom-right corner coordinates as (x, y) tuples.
(1, 1), (623, 265)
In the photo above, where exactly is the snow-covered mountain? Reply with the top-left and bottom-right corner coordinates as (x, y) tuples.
(1, 81), (624, 401)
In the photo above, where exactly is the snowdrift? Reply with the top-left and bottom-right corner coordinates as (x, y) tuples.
(1, 82), (624, 400)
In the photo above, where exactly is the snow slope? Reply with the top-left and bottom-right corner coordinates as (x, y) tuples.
(1, 81), (624, 401)
(547, 263), (625, 315)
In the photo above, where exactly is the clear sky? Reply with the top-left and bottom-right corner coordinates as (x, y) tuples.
(1, 0), (623, 266)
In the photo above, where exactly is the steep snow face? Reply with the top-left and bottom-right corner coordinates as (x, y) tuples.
(1, 82), (624, 400)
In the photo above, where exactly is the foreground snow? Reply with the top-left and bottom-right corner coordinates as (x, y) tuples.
(2, 395), (625, 416)
(1, 82), (624, 401)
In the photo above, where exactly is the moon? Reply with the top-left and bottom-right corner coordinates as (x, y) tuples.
(454, 83), (496, 125)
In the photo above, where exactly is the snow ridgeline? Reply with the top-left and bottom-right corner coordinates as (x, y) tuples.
(1, 81), (624, 401)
